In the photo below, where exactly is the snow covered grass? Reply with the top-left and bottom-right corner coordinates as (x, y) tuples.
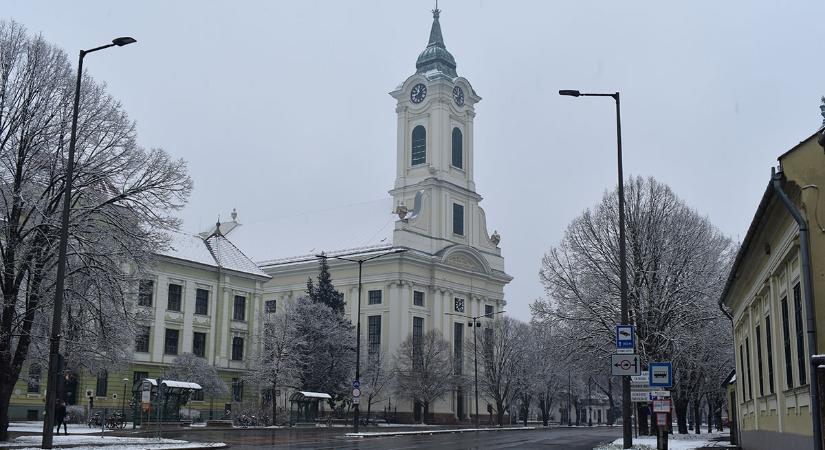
(7, 421), (116, 434)
(347, 426), (535, 437)
(2, 435), (225, 449)
(594, 430), (733, 450)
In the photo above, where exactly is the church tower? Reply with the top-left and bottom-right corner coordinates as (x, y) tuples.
(390, 7), (504, 273)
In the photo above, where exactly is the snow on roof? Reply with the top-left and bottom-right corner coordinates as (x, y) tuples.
(160, 229), (269, 279)
(299, 391), (332, 399)
(259, 243), (397, 268)
(142, 379), (202, 390)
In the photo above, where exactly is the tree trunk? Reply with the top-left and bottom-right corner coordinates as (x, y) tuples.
(693, 399), (701, 434)
(606, 377), (615, 425)
(0, 382), (12, 442)
(707, 399), (712, 433)
(496, 400), (505, 426)
(539, 395), (549, 426)
(675, 397), (689, 434)
(636, 403), (649, 435)
(423, 401), (429, 425)
(272, 380), (278, 425)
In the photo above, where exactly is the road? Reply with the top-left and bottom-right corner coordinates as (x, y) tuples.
(157, 425), (621, 450)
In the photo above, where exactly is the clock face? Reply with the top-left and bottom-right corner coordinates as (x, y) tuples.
(410, 83), (427, 104)
(453, 86), (465, 106)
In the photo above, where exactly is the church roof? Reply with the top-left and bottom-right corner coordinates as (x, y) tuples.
(415, 8), (457, 79)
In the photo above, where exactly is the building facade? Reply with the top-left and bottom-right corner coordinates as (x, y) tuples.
(721, 129), (825, 450)
(258, 7), (511, 423)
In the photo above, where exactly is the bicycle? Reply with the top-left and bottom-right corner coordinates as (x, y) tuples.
(87, 412), (102, 428)
(106, 412), (126, 430)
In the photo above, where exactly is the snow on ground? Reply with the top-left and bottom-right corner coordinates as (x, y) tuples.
(7, 421), (116, 434)
(594, 430), (733, 450)
(3, 435), (225, 449)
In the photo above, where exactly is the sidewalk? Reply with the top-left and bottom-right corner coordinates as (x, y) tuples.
(2, 422), (226, 450)
(594, 430), (735, 450)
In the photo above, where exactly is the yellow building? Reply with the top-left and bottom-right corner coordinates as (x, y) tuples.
(720, 128), (825, 450)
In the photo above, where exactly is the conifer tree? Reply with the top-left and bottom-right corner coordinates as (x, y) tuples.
(306, 255), (346, 315)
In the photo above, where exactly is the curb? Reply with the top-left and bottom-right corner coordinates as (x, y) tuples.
(346, 426), (536, 438)
(0, 441), (228, 450)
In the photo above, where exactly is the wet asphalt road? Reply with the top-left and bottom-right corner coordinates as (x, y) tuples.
(155, 425), (621, 449)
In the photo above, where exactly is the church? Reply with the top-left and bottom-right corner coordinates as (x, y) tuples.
(7, 7), (511, 425)
(257, 6), (511, 422)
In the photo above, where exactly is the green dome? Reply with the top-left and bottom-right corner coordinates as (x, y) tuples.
(415, 9), (457, 78)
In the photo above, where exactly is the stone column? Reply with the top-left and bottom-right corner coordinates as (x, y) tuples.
(388, 282), (403, 353)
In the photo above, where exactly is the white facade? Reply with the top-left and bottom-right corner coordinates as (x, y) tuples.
(258, 8), (511, 422)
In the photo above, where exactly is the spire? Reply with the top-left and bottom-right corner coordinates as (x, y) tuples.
(416, 6), (457, 78)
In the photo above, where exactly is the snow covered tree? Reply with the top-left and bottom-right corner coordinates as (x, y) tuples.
(246, 302), (304, 422)
(291, 298), (354, 402)
(394, 329), (455, 424)
(306, 256), (345, 315)
(0, 21), (191, 440)
(532, 176), (735, 434)
(361, 337), (394, 422)
(163, 353), (229, 399)
(477, 317), (529, 426)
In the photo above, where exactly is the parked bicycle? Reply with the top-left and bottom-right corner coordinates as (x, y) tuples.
(106, 412), (126, 430)
(87, 412), (101, 428)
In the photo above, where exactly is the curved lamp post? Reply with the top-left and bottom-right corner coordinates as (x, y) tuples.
(559, 89), (630, 448)
(42, 36), (136, 450)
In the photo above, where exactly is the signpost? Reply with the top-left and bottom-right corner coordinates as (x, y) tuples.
(352, 380), (361, 405)
(611, 354), (641, 376)
(615, 325), (635, 354)
(649, 362), (673, 388)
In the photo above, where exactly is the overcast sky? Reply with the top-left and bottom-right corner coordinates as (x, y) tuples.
(5, 1), (825, 320)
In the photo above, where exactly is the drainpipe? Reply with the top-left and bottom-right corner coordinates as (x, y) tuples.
(772, 167), (822, 450)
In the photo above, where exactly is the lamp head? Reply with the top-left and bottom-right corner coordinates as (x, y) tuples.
(559, 90), (582, 97)
(112, 37), (137, 47)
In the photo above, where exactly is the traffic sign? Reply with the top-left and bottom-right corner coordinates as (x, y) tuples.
(352, 396), (360, 404)
(653, 400), (671, 413)
(656, 412), (668, 426)
(631, 371), (649, 384)
(611, 354), (641, 376)
(352, 380), (360, 389)
(649, 362), (673, 388)
(352, 388), (361, 398)
(616, 325), (635, 353)
(630, 391), (650, 402)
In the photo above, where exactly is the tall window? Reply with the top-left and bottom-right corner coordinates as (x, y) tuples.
(485, 305), (494, 318)
(411, 125), (426, 165)
(756, 325), (764, 397)
(231, 337), (244, 361)
(454, 322), (463, 375)
(794, 283), (807, 385)
(412, 316), (424, 363)
(745, 337), (752, 400)
(451, 128), (463, 168)
(138, 280), (154, 307)
(232, 378), (243, 402)
(739, 344), (747, 399)
(95, 369), (108, 397)
(27, 363), (41, 393)
(167, 283), (182, 312)
(135, 326), (150, 353)
(453, 203), (464, 236)
(781, 296), (793, 388)
(193, 332), (206, 358)
(164, 329), (179, 355)
(413, 291), (425, 307)
(765, 315), (775, 394)
(368, 290), (382, 305)
(195, 289), (209, 315)
(368, 315), (381, 357)
(233, 295), (246, 321)
(265, 299), (277, 313)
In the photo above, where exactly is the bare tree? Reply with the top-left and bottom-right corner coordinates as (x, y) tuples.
(361, 338), (393, 422)
(477, 317), (529, 426)
(0, 21), (191, 439)
(394, 329), (454, 424)
(532, 177), (735, 434)
(245, 301), (303, 423)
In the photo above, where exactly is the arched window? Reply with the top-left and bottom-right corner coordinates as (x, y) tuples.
(411, 125), (426, 166)
(451, 127), (463, 168)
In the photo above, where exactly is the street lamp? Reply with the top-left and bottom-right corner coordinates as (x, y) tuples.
(41, 36), (137, 450)
(559, 89), (630, 448)
(446, 309), (505, 427)
(121, 378), (129, 420)
(317, 248), (407, 433)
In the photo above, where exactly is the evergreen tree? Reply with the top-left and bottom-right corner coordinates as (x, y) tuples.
(306, 256), (346, 315)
